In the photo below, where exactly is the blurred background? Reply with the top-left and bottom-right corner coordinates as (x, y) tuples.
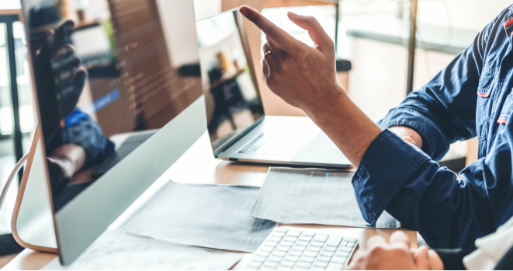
(0, 0), (509, 250)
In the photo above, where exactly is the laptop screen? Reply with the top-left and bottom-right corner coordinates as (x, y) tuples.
(197, 10), (265, 153)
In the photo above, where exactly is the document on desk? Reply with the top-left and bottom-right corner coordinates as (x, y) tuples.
(251, 168), (400, 228)
(118, 181), (277, 252)
(42, 230), (242, 270)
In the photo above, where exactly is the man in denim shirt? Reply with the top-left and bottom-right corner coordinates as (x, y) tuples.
(240, 4), (513, 251)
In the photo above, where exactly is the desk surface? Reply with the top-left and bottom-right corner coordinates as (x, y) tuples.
(2, 132), (416, 270)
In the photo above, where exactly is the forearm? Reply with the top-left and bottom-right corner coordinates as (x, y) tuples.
(49, 144), (86, 174)
(303, 87), (382, 167)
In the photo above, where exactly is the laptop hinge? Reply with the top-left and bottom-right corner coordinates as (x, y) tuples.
(213, 116), (265, 157)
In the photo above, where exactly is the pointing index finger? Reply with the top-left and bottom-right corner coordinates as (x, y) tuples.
(239, 6), (300, 53)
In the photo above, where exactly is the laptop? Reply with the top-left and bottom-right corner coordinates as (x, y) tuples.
(196, 10), (351, 168)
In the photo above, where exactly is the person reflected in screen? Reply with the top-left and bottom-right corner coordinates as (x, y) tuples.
(29, 6), (114, 198)
(239, 3), (513, 253)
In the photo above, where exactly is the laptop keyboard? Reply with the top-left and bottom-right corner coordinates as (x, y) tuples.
(245, 228), (358, 270)
(238, 133), (302, 156)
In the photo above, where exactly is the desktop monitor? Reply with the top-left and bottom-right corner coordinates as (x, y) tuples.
(21, 0), (206, 265)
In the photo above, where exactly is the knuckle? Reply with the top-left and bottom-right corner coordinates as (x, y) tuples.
(306, 16), (318, 24)
(368, 245), (388, 257)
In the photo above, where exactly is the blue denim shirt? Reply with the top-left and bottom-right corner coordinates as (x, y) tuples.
(353, 5), (513, 249)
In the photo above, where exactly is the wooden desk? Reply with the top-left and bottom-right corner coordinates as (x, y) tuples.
(2, 132), (416, 270)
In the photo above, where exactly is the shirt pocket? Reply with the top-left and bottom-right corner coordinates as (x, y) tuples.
(476, 63), (497, 141)
(477, 63), (497, 97)
(498, 94), (513, 126)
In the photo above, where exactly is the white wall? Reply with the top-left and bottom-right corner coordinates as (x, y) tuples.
(194, 0), (222, 21)
(0, 0), (21, 9)
(418, 0), (512, 32)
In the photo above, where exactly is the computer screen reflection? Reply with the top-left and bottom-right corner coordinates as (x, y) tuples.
(197, 12), (265, 153)
(27, 0), (202, 211)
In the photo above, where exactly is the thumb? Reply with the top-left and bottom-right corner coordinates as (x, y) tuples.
(287, 12), (334, 53)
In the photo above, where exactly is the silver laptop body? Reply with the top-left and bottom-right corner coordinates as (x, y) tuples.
(197, 10), (351, 168)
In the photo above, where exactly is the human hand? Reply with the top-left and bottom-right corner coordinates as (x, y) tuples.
(348, 231), (443, 270)
(390, 126), (423, 149)
(239, 6), (344, 114)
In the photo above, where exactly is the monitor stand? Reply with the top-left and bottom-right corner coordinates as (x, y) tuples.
(12, 126), (58, 252)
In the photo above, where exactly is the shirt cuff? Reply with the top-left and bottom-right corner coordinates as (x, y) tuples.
(352, 129), (430, 226)
(379, 108), (450, 161)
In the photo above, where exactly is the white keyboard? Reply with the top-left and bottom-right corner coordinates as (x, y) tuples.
(244, 228), (358, 270)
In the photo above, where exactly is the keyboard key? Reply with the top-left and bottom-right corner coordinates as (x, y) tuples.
(307, 246), (321, 252)
(340, 241), (349, 247)
(314, 261), (329, 268)
(323, 246), (337, 252)
(276, 245), (291, 252)
(325, 236), (343, 247)
(281, 241), (294, 247)
(300, 256), (315, 263)
(268, 255), (284, 262)
(292, 246), (306, 252)
(264, 241), (279, 247)
(320, 250), (334, 257)
(284, 236), (298, 242)
(337, 246), (352, 252)
(287, 230), (301, 237)
(264, 261), (279, 268)
(317, 256), (331, 262)
(326, 263), (345, 270)
(268, 236), (282, 242)
(285, 256), (300, 262)
(296, 240), (310, 247)
(343, 237), (357, 243)
(297, 262), (312, 268)
(310, 241), (324, 247)
(299, 235), (313, 242)
(313, 234), (329, 242)
(276, 228), (288, 233)
(272, 232), (286, 238)
(302, 232), (315, 237)
(331, 256), (347, 264)
(334, 251), (350, 257)
(261, 246), (273, 252)
(273, 251), (287, 257)
(282, 261), (295, 267)
(278, 266), (292, 270)
(304, 251), (319, 258)
(288, 250), (303, 257)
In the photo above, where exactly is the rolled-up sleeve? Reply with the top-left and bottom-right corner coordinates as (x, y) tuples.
(353, 129), (430, 224)
(354, 121), (513, 249)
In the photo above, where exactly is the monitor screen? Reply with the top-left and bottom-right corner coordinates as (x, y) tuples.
(25, 0), (203, 212)
(197, 10), (265, 153)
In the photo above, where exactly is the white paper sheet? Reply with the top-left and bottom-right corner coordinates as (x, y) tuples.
(42, 230), (242, 270)
(118, 181), (277, 252)
(251, 168), (400, 228)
